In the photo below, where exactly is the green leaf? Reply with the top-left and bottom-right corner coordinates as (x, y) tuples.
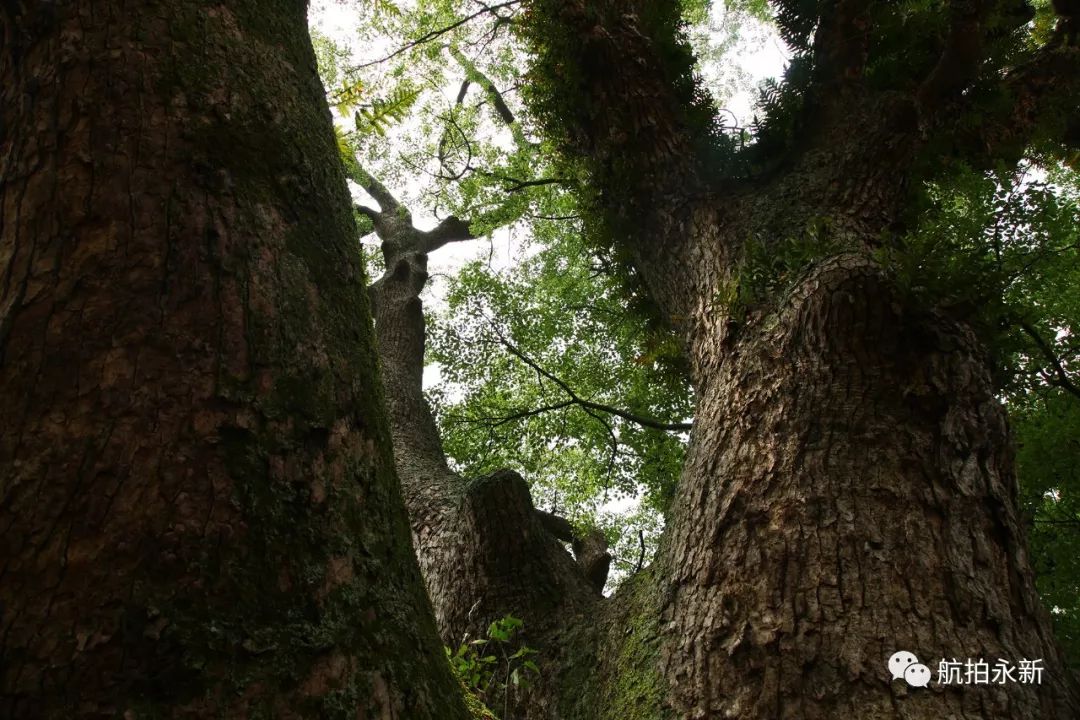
(335, 78), (365, 116)
(355, 85), (420, 136)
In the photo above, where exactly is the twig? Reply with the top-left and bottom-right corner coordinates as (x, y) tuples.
(446, 400), (576, 428)
(351, 0), (523, 70)
(1033, 518), (1080, 527)
(1017, 320), (1080, 401)
(490, 328), (693, 432)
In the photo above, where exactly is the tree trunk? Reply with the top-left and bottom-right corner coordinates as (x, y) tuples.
(511, 2), (1080, 718)
(356, 174), (619, 718)
(0, 2), (467, 718)
(355, 72), (1080, 720)
(661, 252), (1079, 718)
(359, 190), (603, 614)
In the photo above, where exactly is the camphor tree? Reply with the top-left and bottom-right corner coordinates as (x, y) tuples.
(2, 1), (1080, 720)
(0, 1), (471, 718)
(337, 0), (1080, 718)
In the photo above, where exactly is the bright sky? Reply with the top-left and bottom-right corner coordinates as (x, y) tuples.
(306, 0), (790, 539)
(308, 0), (789, 294)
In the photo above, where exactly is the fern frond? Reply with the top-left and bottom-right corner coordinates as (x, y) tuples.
(334, 78), (365, 116)
(334, 126), (363, 181)
(371, 0), (401, 17)
(354, 86), (420, 136)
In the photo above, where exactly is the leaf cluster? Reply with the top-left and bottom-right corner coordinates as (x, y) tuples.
(426, 227), (693, 572)
(722, 215), (844, 316)
(446, 615), (540, 719)
(881, 161), (1080, 386)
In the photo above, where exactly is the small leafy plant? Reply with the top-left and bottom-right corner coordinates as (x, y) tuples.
(446, 615), (540, 720)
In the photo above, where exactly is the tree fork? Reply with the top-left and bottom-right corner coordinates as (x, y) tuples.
(357, 171), (602, 647)
(522, 1), (1080, 717)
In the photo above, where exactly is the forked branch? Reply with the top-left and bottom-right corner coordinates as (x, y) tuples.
(489, 326), (693, 433)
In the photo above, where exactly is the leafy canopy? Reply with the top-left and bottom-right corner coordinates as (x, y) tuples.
(309, 2), (1080, 632)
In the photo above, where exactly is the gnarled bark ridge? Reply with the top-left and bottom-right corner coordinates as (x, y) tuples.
(0, 2), (467, 718)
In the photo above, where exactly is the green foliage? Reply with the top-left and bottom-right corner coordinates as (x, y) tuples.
(1014, 392), (1080, 665)
(427, 227), (692, 582)
(310, 28), (350, 90)
(334, 78), (366, 116)
(747, 54), (812, 165)
(879, 162), (1080, 386)
(875, 160), (1080, 664)
(725, 216), (844, 315)
(446, 616), (540, 720)
(1028, 0), (1061, 46)
(368, 0), (402, 18)
(335, 125), (364, 181)
(750, 0), (1043, 172)
(520, 0), (733, 216)
(726, 0), (773, 23)
(354, 85), (420, 136)
(312, 0), (588, 234)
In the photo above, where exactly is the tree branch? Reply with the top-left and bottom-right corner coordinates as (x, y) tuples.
(421, 215), (475, 253)
(535, 510), (576, 543)
(450, 46), (517, 127)
(633, 529), (646, 575)
(809, 0), (873, 93)
(358, 166), (603, 634)
(521, 0), (703, 211)
(1033, 518), (1080, 527)
(355, 204), (381, 220)
(436, 111), (476, 181)
(535, 510), (611, 593)
(445, 400), (576, 429)
(351, 0), (523, 70)
(1017, 320), (1080, 402)
(528, 212), (581, 222)
(914, 0), (992, 121)
(485, 175), (574, 194)
(355, 168), (402, 214)
(956, 44), (1080, 167)
(519, 1), (720, 329)
(490, 327), (692, 432)
(455, 78), (472, 104)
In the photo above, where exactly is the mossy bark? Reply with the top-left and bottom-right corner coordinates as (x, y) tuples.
(0, 1), (468, 718)
(516, 1), (1080, 718)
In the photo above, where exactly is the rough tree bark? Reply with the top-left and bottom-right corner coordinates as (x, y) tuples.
(516, 1), (1080, 718)
(355, 174), (608, 719)
(354, 2), (1080, 720)
(0, 2), (468, 718)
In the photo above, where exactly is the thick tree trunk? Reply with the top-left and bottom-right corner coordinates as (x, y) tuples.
(661, 253), (1079, 718)
(358, 185), (602, 640)
(512, 2), (1080, 718)
(0, 2), (467, 718)
(356, 175), (620, 719)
